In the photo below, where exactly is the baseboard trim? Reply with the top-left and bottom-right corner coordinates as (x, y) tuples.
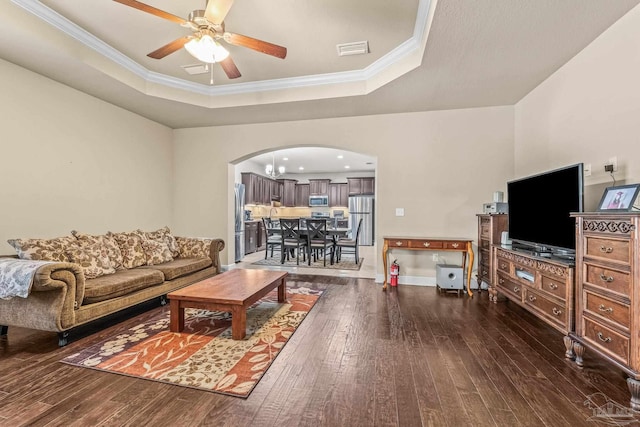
(374, 274), (488, 289)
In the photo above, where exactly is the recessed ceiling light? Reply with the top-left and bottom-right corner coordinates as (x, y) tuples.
(345, 165), (350, 169)
(337, 155), (344, 159)
(283, 157), (288, 161)
(299, 166), (304, 170)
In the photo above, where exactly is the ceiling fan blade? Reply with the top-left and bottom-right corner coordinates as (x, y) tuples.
(204, 0), (235, 25)
(113, 0), (187, 24)
(224, 33), (287, 59)
(220, 56), (241, 79)
(147, 36), (191, 59)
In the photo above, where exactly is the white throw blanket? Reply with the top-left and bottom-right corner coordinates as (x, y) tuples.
(0, 258), (54, 299)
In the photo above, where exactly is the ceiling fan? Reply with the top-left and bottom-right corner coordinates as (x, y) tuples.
(113, 0), (287, 80)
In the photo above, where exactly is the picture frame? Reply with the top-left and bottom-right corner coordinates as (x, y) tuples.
(596, 184), (640, 212)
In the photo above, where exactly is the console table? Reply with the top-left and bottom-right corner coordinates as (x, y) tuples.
(382, 236), (474, 296)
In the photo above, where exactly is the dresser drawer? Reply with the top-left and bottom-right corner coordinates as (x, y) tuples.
(479, 239), (490, 250)
(444, 241), (466, 250)
(388, 239), (410, 248)
(585, 237), (630, 264)
(524, 289), (566, 327)
(584, 291), (630, 330)
(585, 263), (630, 297)
(480, 218), (490, 238)
(583, 318), (629, 365)
(496, 273), (523, 300)
(408, 240), (443, 249)
(540, 274), (566, 300)
(496, 258), (510, 274)
(478, 260), (490, 279)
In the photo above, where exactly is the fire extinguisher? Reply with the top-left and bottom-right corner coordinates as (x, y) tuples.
(390, 260), (400, 287)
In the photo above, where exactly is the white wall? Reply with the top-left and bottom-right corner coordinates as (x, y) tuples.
(0, 59), (174, 254)
(173, 106), (515, 279)
(515, 4), (640, 211)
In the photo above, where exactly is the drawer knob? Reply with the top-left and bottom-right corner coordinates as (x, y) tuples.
(395, 241), (403, 246)
(500, 263), (507, 269)
(499, 278), (505, 284)
(528, 295), (537, 302)
(597, 332), (612, 343)
(423, 242), (431, 247)
(552, 307), (562, 316)
(599, 274), (614, 283)
(599, 246), (613, 253)
(513, 286), (520, 293)
(549, 283), (558, 290)
(451, 243), (459, 248)
(482, 270), (487, 275)
(598, 304), (614, 314)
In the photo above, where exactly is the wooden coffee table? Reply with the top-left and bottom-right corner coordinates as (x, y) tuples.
(167, 269), (288, 340)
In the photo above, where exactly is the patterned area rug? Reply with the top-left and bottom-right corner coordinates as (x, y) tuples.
(61, 287), (322, 398)
(252, 254), (363, 270)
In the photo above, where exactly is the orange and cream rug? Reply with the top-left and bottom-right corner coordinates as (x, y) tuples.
(62, 287), (323, 398)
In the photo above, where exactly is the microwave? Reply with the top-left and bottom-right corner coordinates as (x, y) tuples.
(309, 195), (329, 206)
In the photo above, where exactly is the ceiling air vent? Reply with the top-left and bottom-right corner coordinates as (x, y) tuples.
(336, 41), (369, 57)
(181, 64), (209, 75)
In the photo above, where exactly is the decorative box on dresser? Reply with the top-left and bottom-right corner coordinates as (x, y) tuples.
(493, 246), (575, 357)
(477, 214), (508, 297)
(569, 213), (640, 410)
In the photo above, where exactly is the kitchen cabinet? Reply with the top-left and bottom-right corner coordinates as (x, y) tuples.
(347, 177), (375, 195)
(295, 183), (310, 207)
(329, 183), (348, 207)
(309, 179), (331, 195)
(244, 221), (258, 254)
(278, 179), (297, 207)
(241, 172), (283, 206)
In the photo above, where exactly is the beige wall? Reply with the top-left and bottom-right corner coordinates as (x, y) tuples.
(173, 106), (515, 279)
(0, 59), (174, 254)
(515, 5), (640, 211)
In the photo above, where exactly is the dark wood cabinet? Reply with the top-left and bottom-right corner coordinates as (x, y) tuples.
(244, 221), (258, 254)
(278, 179), (297, 207)
(329, 183), (348, 207)
(309, 179), (331, 195)
(477, 214), (508, 289)
(294, 183), (310, 207)
(241, 172), (283, 206)
(347, 177), (375, 195)
(569, 213), (640, 410)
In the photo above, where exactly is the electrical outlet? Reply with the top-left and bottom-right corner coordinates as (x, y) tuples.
(432, 253), (438, 261)
(609, 156), (618, 172)
(584, 163), (592, 176)
(395, 208), (404, 217)
(604, 164), (614, 173)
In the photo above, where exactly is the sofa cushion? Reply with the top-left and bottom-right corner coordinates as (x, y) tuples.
(72, 231), (124, 270)
(141, 257), (212, 281)
(109, 231), (146, 269)
(142, 239), (173, 266)
(7, 236), (76, 262)
(140, 226), (180, 258)
(83, 268), (164, 304)
(65, 242), (116, 279)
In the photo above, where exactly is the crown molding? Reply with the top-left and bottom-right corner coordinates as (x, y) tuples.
(11, 0), (435, 107)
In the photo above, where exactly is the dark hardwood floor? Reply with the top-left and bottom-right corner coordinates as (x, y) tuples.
(0, 274), (636, 426)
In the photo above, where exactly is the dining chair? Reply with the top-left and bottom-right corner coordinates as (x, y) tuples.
(262, 217), (281, 259)
(335, 218), (363, 264)
(305, 219), (334, 266)
(279, 218), (307, 265)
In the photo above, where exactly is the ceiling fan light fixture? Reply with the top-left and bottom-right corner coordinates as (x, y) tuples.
(184, 34), (229, 63)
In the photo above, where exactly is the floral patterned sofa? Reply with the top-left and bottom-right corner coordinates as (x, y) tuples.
(0, 227), (224, 346)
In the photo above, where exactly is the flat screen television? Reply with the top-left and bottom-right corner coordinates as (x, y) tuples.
(507, 163), (583, 254)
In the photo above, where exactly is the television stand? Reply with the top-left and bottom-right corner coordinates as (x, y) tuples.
(491, 245), (575, 358)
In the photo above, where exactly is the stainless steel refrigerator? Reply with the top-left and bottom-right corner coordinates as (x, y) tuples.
(348, 195), (374, 246)
(234, 183), (245, 262)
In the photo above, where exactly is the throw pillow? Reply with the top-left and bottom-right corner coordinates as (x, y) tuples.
(141, 239), (174, 266)
(71, 231), (124, 270)
(140, 226), (180, 258)
(7, 236), (77, 262)
(65, 242), (116, 279)
(109, 231), (146, 269)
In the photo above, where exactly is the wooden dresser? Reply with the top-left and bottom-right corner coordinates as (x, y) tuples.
(493, 246), (575, 356)
(569, 213), (640, 410)
(477, 214), (508, 299)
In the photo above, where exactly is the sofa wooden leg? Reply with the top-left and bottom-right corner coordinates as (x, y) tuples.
(58, 331), (69, 347)
(0, 325), (7, 336)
